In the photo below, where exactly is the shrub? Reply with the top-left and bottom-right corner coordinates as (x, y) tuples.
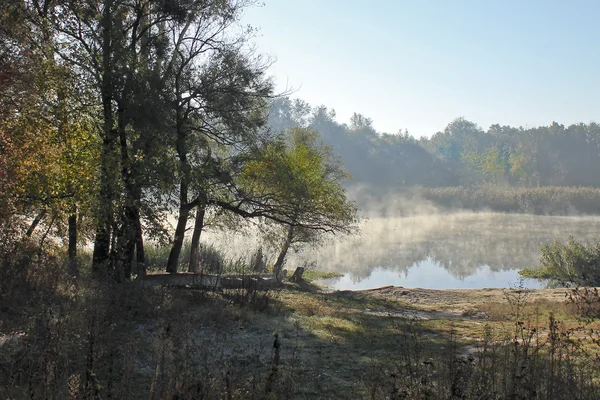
(566, 287), (600, 319)
(197, 243), (225, 274)
(144, 243), (173, 272)
(249, 246), (267, 273)
(520, 237), (600, 286)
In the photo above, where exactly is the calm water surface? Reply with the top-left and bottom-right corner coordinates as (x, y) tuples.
(296, 212), (600, 290)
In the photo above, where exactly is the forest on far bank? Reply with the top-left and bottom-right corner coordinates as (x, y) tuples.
(269, 97), (600, 191)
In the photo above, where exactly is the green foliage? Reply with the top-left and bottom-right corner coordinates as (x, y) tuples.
(145, 243), (181, 272)
(462, 147), (509, 184)
(520, 237), (600, 286)
(197, 243), (226, 274)
(240, 127), (358, 275)
(301, 269), (344, 282)
(241, 128), (358, 234)
(0, 10), (99, 241)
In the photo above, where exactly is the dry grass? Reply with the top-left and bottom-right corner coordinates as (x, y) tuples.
(416, 185), (600, 215)
(2, 250), (600, 399)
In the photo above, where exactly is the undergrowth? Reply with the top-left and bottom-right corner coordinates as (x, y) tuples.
(3, 240), (600, 398)
(520, 237), (600, 286)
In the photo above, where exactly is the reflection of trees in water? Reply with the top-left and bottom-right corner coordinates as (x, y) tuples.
(304, 213), (600, 282)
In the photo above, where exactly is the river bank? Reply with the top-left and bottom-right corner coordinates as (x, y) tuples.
(2, 278), (598, 399)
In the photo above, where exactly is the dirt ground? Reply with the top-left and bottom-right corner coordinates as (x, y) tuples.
(2, 279), (591, 399)
(356, 285), (570, 315)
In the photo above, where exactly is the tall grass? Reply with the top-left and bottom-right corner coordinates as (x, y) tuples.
(2, 243), (600, 398)
(363, 297), (600, 399)
(144, 242), (225, 273)
(416, 185), (600, 215)
(3, 237), (600, 398)
(144, 242), (268, 275)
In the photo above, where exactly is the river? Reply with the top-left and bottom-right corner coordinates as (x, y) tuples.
(295, 212), (600, 290)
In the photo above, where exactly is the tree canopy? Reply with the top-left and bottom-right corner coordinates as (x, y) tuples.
(239, 128), (358, 277)
(269, 97), (600, 191)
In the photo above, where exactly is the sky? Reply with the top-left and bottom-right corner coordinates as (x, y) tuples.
(241, 0), (600, 138)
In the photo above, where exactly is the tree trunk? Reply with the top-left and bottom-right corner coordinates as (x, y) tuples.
(273, 225), (295, 281)
(39, 214), (56, 250)
(68, 208), (78, 276)
(114, 99), (138, 281)
(166, 208), (188, 274)
(108, 222), (118, 278)
(290, 267), (305, 283)
(188, 204), (206, 273)
(25, 208), (46, 237)
(116, 205), (137, 281)
(166, 93), (189, 273)
(92, 0), (116, 278)
(92, 142), (115, 278)
(134, 208), (145, 276)
(166, 181), (189, 274)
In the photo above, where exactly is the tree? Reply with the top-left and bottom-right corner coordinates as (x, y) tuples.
(24, 0), (274, 280)
(163, 17), (274, 273)
(462, 146), (509, 185)
(240, 128), (358, 279)
(0, 2), (98, 275)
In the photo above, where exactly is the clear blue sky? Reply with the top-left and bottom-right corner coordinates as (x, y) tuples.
(242, 0), (600, 138)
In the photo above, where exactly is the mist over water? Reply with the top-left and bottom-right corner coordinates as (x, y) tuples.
(194, 190), (600, 291)
(292, 211), (600, 290)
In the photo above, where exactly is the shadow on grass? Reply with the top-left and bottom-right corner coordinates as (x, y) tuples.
(2, 273), (600, 399)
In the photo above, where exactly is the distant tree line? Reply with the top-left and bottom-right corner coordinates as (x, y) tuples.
(270, 98), (600, 189)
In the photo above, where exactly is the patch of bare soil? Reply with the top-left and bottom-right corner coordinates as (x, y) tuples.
(352, 286), (571, 319)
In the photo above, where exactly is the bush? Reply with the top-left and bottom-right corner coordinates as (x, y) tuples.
(566, 287), (600, 319)
(249, 246), (267, 273)
(0, 236), (63, 302)
(197, 243), (225, 274)
(520, 237), (600, 286)
(144, 243), (173, 272)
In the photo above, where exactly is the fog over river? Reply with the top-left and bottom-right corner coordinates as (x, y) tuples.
(290, 212), (600, 290)
(199, 210), (600, 290)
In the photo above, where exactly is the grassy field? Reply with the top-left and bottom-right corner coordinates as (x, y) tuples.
(3, 271), (600, 399)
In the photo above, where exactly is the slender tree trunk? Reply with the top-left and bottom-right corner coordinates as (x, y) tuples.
(115, 101), (138, 281)
(25, 208), (46, 237)
(68, 207), (78, 276)
(92, 131), (117, 277)
(116, 205), (137, 281)
(166, 182), (188, 274)
(188, 204), (206, 273)
(166, 92), (188, 273)
(134, 208), (145, 276)
(108, 222), (119, 278)
(166, 207), (188, 274)
(273, 225), (295, 281)
(39, 214), (56, 249)
(92, 0), (116, 278)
